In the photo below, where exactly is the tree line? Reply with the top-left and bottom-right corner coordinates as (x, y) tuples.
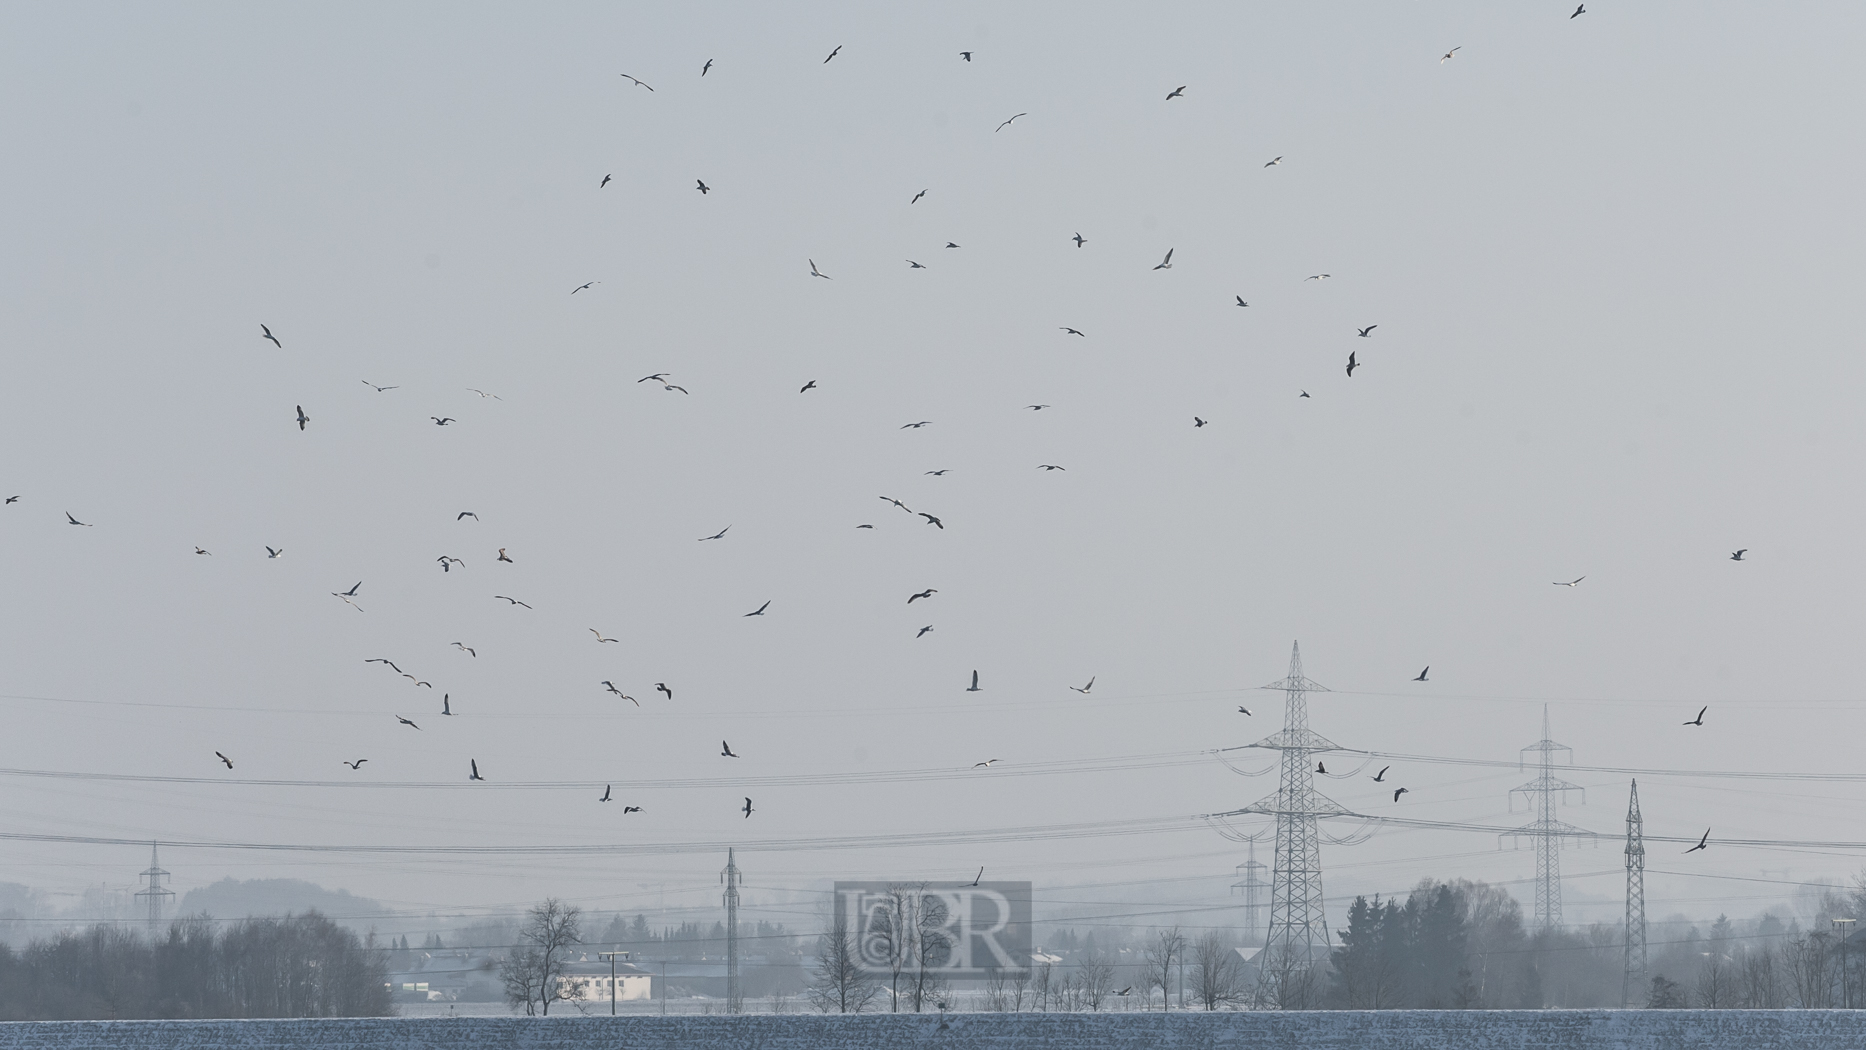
(0, 912), (390, 1020)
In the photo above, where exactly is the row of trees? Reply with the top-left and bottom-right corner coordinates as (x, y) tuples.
(0, 912), (390, 1020)
(808, 885), (952, 1013)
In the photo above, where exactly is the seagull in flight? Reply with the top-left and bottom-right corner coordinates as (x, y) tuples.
(656, 682), (673, 700)
(1237, 706), (1252, 716)
(260, 324), (283, 348)
(901, 421), (932, 429)
(1346, 352), (1361, 377)
(602, 681), (637, 705)
(572, 282), (596, 294)
(1264, 157), (1282, 168)
(801, 380), (817, 392)
(600, 785), (612, 802)
(497, 548), (513, 563)
(945, 242), (960, 248)
(623, 806), (641, 813)
(973, 759), (999, 768)
(431, 417), (455, 426)
(966, 670), (981, 692)
(1165, 85), (1185, 99)
(1730, 549), (1747, 561)
(1300, 390), (1311, 398)
(696, 180), (710, 194)
(591, 629), (619, 643)
(1027, 405), (1050, 411)
(663, 384), (688, 394)
(1441, 47), (1460, 63)
(215, 752), (233, 769)
(908, 589), (937, 603)
(466, 389), (502, 400)
(1061, 327), (1085, 337)
(1393, 788), (1410, 802)
(1037, 464), (1065, 471)
(296, 406), (309, 431)
(1685, 828), (1709, 853)
(699, 526), (730, 541)
(1236, 296), (1249, 307)
(1316, 761), (1327, 774)
(4, 496), (15, 504)
(879, 496), (913, 512)
(911, 189), (927, 204)
(1073, 233), (1086, 247)
(343, 759), (367, 770)
(917, 625), (934, 638)
(266, 546), (283, 559)
(469, 759), (484, 781)
(809, 259), (830, 280)
(920, 513), (944, 529)
(721, 740), (739, 757)
(907, 260), (926, 269)
(457, 511), (478, 521)
(619, 74), (653, 91)
(995, 113), (1026, 132)
(960, 51), (971, 62)
(1357, 325), (1378, 337)
(494, 595), (531, 608)
(1070, 677), (1095, 694)
(1413, 666), (1429, 682)
(742, 797), (754, 818)
(452, 642), (476, 657)
(701, 59), (712, 76)
(437, 556), (464, 572)
(1305, 274), (1331, 281)
(1194, 417), (1207, 428)
(1373, 766), (1390, 782)
(365, 658), (401, 672)
(925, 469), (948, 476)
(600, 174), (611, 188)
(1553, 577), (1586, 587)
(396, 716), (420, 730)
(442, 694), (453, 716)
(637, 374), (669, 384)
(823, 45), (841, 63)
(1684, 706), (1707, 726)
(361, 380), (399, 392)
(65, 512), (91, 527)
(744, 600), (771, 617)
(1153, 248), (1175, 270)
(332, 582), (364, 612)
(192, 546), (210, 556)
(1571, 4), (1586, 18)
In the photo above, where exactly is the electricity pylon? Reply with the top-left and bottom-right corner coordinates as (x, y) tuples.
(1231, 839), (1269, 949)
(1237, 642), (1348, 1006)
(720, 848), (742, 1012)
(1623, 779), (1647, 1008)
(1504, 706), (1593, 931)
(133, 842), (173, 932)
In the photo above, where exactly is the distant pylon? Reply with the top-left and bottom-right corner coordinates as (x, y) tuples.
(1237, 642), (1349, 1006)
(132, 842), (173, 931)
(1622, 779), (1647, 1008)
(720, 848), (742, 1012)
(1503, 706), (1594, 931)
(1231, 839), (1270, 949)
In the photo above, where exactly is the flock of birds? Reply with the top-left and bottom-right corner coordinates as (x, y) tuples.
(16, 9), (1745, 851)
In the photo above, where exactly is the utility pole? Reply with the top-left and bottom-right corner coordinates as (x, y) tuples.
(1622, 780), (1647, 1008)
(1505, 706), (1593, 933)
(720, 848), (741, 1013)
(597, 950), (628, 1015)
(1232, 642), (1349, 1007)
(132, 842), (173, 934)
(1835, 919), (1856, 1009)
(1231, 839), (1269, 951)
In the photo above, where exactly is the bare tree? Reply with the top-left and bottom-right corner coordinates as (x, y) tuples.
(863, 885), (915, 1012)
(907, 889), (953, 1013)
(1190, 931), (1245, 1010)
(982, 967), (1011, 1011)
(1142, 927), (1186, 1012)
(1032, 961), (1053, 1012)
(1010, 966), (1030, 1012)
(1075, 949), (1114, 1011)
(1783, 931), (1834, 1008)
(807, 914), (878, 1014)
(499, 898), (582, 1016)
(1739, 946), (1782, 1009)
(1694, 951), (1734, 1008)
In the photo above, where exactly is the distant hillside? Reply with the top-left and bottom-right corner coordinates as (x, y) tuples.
(177, 878), (390, 921)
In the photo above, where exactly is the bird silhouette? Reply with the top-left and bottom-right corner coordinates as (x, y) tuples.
(1346, 352), (1361, 377)
(457, 511), (478, 521)
(260, 324), (283, 349)
(1393, 788), (1410, 802)
(1194, 417), (1207, 428)
(823, 45), (841, 63)
(1684, 706), (1707, 726)
(494, 596), (531, 608)
(296, 406), (309, 431)
(600, 785), (612, 802)
(1441, 47), (1461, 63)
(366, 659), (402, 673)
(945, 242), (960, 249)
(995, 113), (1026, 132)
(266, 546), (283, 559)
(960, 52), (971, 62)
(466, 389), (502, 400)
(194, 547), (211, 556)
(1553, 577), (1586, 587)
(1730, 550), (1747, 561)
(215, 752), (233, 769)
(343, 759), (367, 770)
(1070, 677), (1095, 694)
(1300, 391), (1311, 398)
(911, 189), (927, 204)
(721, 741), (739, 758)
(431, 417), (455, 425)
(699, 526), (730, 541)
(744, 600), (771, 617)
(1373, 766), (1390, 782)
(437, 556), (464, 572)
(696, 180), (710, 194)
(452, 642), (476, 657)
(1685, 828), (1709, 853)
(920, 513), (944, 528)
(1265, 157), (1283, 167)
(1306, 274), (1331, 281)
(907, 260), (926, 269)
(1073, 233), (1086, 247)
(1165, 85), (1185, 99)
(701, 59), (712, 76)
(442, 694), (453, 716)
(973, 759), (998, 768)
(1357, 325), (1378, 337)
(1061, 327), (1086, 337)
(600, 174), (611, 188)
(396, 716), (419, 730)
(1236, 296), (1249, 307)
(917, 626), (934, 638)
(908, 589), (937, 603)
(926, 470), (949, 476)
(901, 421), (932, 429)
(1237, 706), (1252, 716)
(656, 683), (673, 700)
(880, 496), (913, 512)
(1153, 248), (1175, 270)
(966, 670), (981, 692)
(1316, 762), (1327, 774)
(619, 74), (653, 91)
(361, 380), (398, 392)
(800, 380), (818, 392)
(637, 374), (669, 384)
(1027, 405), (1050, 411)
(1414, 667), (1429, 682)
(809, 259), (830, 280)
(1038, 464), (1065, 471)
(497, 548), (513, 563)
(1571, 4), (1585, 18)
(469, 759), (484, 781)
(571, 282), (595, 294)
(623, 806), (641, 814)
(743, 797), (754, 818)
(591, 629), (620, 643)
(663, 384), (688, 394)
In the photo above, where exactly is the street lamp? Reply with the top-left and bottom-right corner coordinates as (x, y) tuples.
(1834, 920), (1857, 1009)
(597, 951), (630, 1016)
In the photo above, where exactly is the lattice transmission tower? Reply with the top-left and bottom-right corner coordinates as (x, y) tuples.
(1622, 779), (1647, 1008)
(1231, 839), (1269, 949)
(720, 848), (742, 1012)
(1503, 706), (1593, 931)
(1236, 641), (1349, 1006)
(133, 842), (173, 932)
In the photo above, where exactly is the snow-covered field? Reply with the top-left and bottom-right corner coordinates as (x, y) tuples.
(3, 1011), (1865, 1048)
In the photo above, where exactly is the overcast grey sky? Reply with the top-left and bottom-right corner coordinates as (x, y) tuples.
(2, 2), (1864, 932)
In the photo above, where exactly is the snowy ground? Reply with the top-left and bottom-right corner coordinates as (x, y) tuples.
(4, 1011), (1866, 1048)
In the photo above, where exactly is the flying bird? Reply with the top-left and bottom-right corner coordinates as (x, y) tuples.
(494, 596), (531, 608)
(1346, 352), (1360, 377)
(623, 806), (641, 814)
(4, 496), (15, 504)
(431, 417), (455, 425)
(1061, 327), (1085, 337)
(365, 658), (401, 672)
(466, 389), (502, 400)
(638, 374), (669, 384)
(65, 512), (90, 526)
(266, 546), (283, 559)
(809, 259), (830, 280)
(1070, 677), (1095, 694)
(879, 496), (912, 512)
(601, 681), (637, 705)
(260, 324), (283, 349)
(296, 406), (309, 431)
(917, 626), (934, 638)
(744, 600), (771, 617)
(1441, 47), (1461, 63)
(1373, 766), (1390, 782)
(1237, 706), (1252, 716)
(1553, 577), (1586, 587)
(823, 45), (841, 63)
(699, 526), (730, 541)
(973, 867), (983, 886)
(361, 380), (399, 392)
(920, 513), (944, 529)
(800, 380), (817, 392)
(402, 675), (432, 689)
(215, 752), (233, 769)
(397, 717), (419, 730)
(925, 469), (948, 476)
(656, 682), (673, 700)
(1073, 233), (1086, 247)
(901, 421), (932, 429)
(911, 189), (927, 204)
(945, 242), (960, 248)
(1264, 157), (1282, 167)
(591, 629), (619, 643)
(619, 74), (653, 91)
(1357, 325), (1378, 337)
(907, 260), (926, 269)
(1037, 464), (1065, 471)
(1571, 4), (1585, 18)
(1316, 762), (1327, 774)
(701, 59), (712, 76)
(600, 174), (611, 188)
(1194, 417), (1207, 427)
(908, 589), (938, 603)
(1165, 85), (1185, 99)
(469, 759), (484, 781)
(193, 547), (210, 555)
(572, 282), (596, 294)
(1684, 706), (1707, 726)
(457, 512), (478, 521)
(497, 548), (513, 563)
(437, 556), (464, 572)
(995, 113), (1026, 132)
(1730, 550), (1747, 561)
(1305, 274), (1331, 281)
(600, 785), (612, 802)
(1393, 788), (1410, 802)
(343, 760), (367, 770)
(966, 670), (981, 692)
(973, 759), (998, 768)
(1153, 248), (1175, 271)
(1027, 405), (1050, 411)
(337, 581), (361, 597)
(960, 52), (971, 62)
(1685, 828), (1709, 853)
(663, 384), (688, 394)
(1236, 296), (1249, 307)
(696, 180), (710, 194)
(742, 797), (754, 818)
(452, 642), (476, 657)
(1413, 667), (1429, 682)
(442, 694), (453, 716)
(721, 741), (739, 758)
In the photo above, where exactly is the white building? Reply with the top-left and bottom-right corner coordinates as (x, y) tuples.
(555, 960), (655, 1003)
